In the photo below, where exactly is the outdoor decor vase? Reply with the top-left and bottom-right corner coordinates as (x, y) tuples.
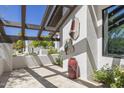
(68, 58), (80, 79)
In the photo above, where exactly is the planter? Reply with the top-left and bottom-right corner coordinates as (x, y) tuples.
(49, 54), (59, 63)
(13, 55), (54, 69)
(50, 54), (63, 67)
(39, 49), (48, 55)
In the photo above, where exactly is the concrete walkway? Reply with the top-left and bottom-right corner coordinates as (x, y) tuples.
(0, 65), (93, 88)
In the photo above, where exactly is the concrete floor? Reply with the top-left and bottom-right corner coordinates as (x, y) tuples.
(0, 65), (98, 88)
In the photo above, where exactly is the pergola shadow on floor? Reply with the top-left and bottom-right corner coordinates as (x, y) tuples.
(0, 65), (100, 88)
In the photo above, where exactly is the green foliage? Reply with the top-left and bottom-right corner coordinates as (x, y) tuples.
(53, 55), (63, 67)
(40, 35), (51, 39)
(40, 41), (49, 49)
(110, 66), (124, 88)
(94, 64), (124, 88)
(48, 47), (58, 54)
(31, 40), (41, 48)
(40, 41), (54, 49)
(13, 40), (25, 51)
(47, 41), (54, 48)
(94, 64), (114, 87)
(31, 40), (54, 49)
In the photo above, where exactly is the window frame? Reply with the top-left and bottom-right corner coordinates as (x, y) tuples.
(102, 5), (124, 58)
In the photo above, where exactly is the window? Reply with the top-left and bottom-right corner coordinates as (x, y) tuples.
(103, 5), (124, 57)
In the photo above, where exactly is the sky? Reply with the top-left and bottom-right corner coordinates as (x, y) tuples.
(0, 5), (49, 37)
(107, 5), (118, 13)
(108, 6), (124, 22)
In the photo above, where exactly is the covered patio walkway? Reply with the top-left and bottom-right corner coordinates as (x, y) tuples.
(0, 65), (100, 88)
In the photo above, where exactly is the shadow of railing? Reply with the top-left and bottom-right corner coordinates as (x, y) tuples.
(24, 67), (57, 88)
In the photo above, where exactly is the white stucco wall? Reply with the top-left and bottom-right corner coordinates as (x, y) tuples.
(0, 43), (13, 72)
(61, 6), (99, 80)
(60, 6), (88, 80)
(61, 5), (124, 81)
(0, 59), (4, 76)
(94, 6), (124, 69)
(12, 55), (58, 69)
(87, 7), (98, 80)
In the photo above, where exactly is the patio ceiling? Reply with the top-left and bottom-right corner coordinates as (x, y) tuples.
(0, 5), (77, 43)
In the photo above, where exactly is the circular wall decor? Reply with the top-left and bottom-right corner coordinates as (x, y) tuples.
(69, 17), (80, 40)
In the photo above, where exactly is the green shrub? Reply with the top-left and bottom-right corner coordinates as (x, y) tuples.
(94, 65), (124, 88)
(110, 66), (124, 88)
(53, 55), (63, 67)
(48, 47), (58, 54)
(94, 69), (114, 87)
(31, 39), (54, 49)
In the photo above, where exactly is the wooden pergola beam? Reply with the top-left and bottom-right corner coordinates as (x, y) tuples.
(0, 20), (41, 30)
(7, 35), (60, 41)
(21, 5), (26, 39)
(47, 6), (62, 27)
(0, 20), (58, 32)
(0, 20), (12, 42)
(51, 6), (77, 37)
(38, 6), (53, 38)
(63, 5), (74, 9)
(0, 26), (6, 39)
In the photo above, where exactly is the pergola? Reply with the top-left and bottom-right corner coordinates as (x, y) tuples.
(0, 5), (77, 43)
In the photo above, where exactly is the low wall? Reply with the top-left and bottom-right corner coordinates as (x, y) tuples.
(13, 54), (59, 69)
(60, 6), (88, 80)
(0, 43), (13, 72)
(48, 54), (59, 63)
(0, 58), (4, 76)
